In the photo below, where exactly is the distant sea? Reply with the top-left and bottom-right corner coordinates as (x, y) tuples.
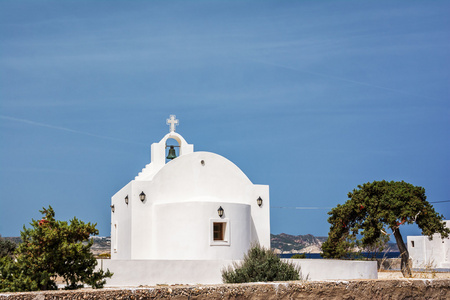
(279, 252), (401, 259)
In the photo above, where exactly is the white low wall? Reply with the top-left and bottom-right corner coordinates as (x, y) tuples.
(286, 259), (378, 280)
(98, 259), (377, 286)
(99, 259), (234, 286)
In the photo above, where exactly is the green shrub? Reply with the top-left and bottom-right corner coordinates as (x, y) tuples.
(291, 253), (306, 259)
(0, 206), (112, 292)
(222, 245), (304, 283)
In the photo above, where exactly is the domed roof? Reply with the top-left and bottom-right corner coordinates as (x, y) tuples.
(150, 151), (253, 204)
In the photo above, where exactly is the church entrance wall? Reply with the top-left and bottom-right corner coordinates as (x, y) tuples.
(152, 201), (251, 260)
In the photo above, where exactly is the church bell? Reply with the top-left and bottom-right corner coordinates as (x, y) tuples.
(166, 145), (177, 160)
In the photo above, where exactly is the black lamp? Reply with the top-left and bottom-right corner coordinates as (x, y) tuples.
(257, 197), (263, 207)
(218, 206), (224, 217)
(125, 195), (129, 205)
(139, 191), (146, 202)
(110, 205), (115, 213)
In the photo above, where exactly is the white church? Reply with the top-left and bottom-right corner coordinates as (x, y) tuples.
(102, 116), (270, 285)
(99, 116), (377, 286)
(110, 115), (270, 260)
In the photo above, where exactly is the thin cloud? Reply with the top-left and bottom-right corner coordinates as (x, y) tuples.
(252, 59), (436, 101)
(0, 115), (145, 145)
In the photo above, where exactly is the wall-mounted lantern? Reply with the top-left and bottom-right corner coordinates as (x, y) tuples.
(218, 206), (224, 218)
(125, 195), (129, 205)
(139, 191), (146, 202)
(110, 204), (115, 213)
(257, 197), (263, 207)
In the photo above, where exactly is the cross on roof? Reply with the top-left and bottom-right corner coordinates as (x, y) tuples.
(166, 115), (179, 132)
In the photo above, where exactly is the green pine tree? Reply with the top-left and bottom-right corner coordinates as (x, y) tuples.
(0, 206), (112, 292)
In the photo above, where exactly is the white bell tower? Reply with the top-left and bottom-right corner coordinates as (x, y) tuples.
(135, 115), (194, 181)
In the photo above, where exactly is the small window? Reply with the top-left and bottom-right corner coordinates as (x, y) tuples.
(210, 218), (230, 246)
(411, 241), (415, 248)
(213, 222), (226, 241)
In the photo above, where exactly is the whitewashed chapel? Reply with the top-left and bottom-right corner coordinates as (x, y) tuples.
(100, 116), (377, 285)
(110, 115), (270, 261)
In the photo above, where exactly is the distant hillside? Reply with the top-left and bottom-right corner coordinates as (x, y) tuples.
(90, 236), (111, 255)
(1, 236), (112, 255)
(270, 233), (327, 253)
(270, 233), (399, 254)
(3, 236), (22, 244)
(3, 234), (398, 255)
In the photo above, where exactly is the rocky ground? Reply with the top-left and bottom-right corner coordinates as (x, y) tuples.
(1, 279), (449, 299)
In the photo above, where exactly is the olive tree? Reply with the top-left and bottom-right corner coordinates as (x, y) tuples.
(321, 180), (449, 277)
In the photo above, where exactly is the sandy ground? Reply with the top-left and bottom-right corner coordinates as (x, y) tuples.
(378, 270), (450, 279)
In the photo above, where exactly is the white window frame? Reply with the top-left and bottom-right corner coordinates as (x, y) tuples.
(210, 218), (230, 246)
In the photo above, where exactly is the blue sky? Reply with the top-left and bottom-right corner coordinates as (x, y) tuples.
(1, 1), (449, 240)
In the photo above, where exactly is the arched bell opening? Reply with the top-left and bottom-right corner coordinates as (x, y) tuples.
(165, 138), (180, 162)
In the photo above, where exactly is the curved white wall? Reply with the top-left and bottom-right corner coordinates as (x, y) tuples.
(153, 202), (251, 260)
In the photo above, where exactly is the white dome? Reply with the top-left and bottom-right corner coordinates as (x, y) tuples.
(150, 151), (253, 204)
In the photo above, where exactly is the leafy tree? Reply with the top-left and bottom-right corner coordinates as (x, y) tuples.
(222, 245), (303, 283)
(0, 206), (112, 292)
(0, 235), (16, 258)
(291, 253), (306, 259)
(321, 180), (449, 277)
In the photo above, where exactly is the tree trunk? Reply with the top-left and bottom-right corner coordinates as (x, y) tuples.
(392, 227), (412, 277)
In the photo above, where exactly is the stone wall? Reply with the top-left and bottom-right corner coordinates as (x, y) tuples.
(1, 280), (449, 300)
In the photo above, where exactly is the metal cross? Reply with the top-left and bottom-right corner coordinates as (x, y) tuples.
(166, 115), (179, 132)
